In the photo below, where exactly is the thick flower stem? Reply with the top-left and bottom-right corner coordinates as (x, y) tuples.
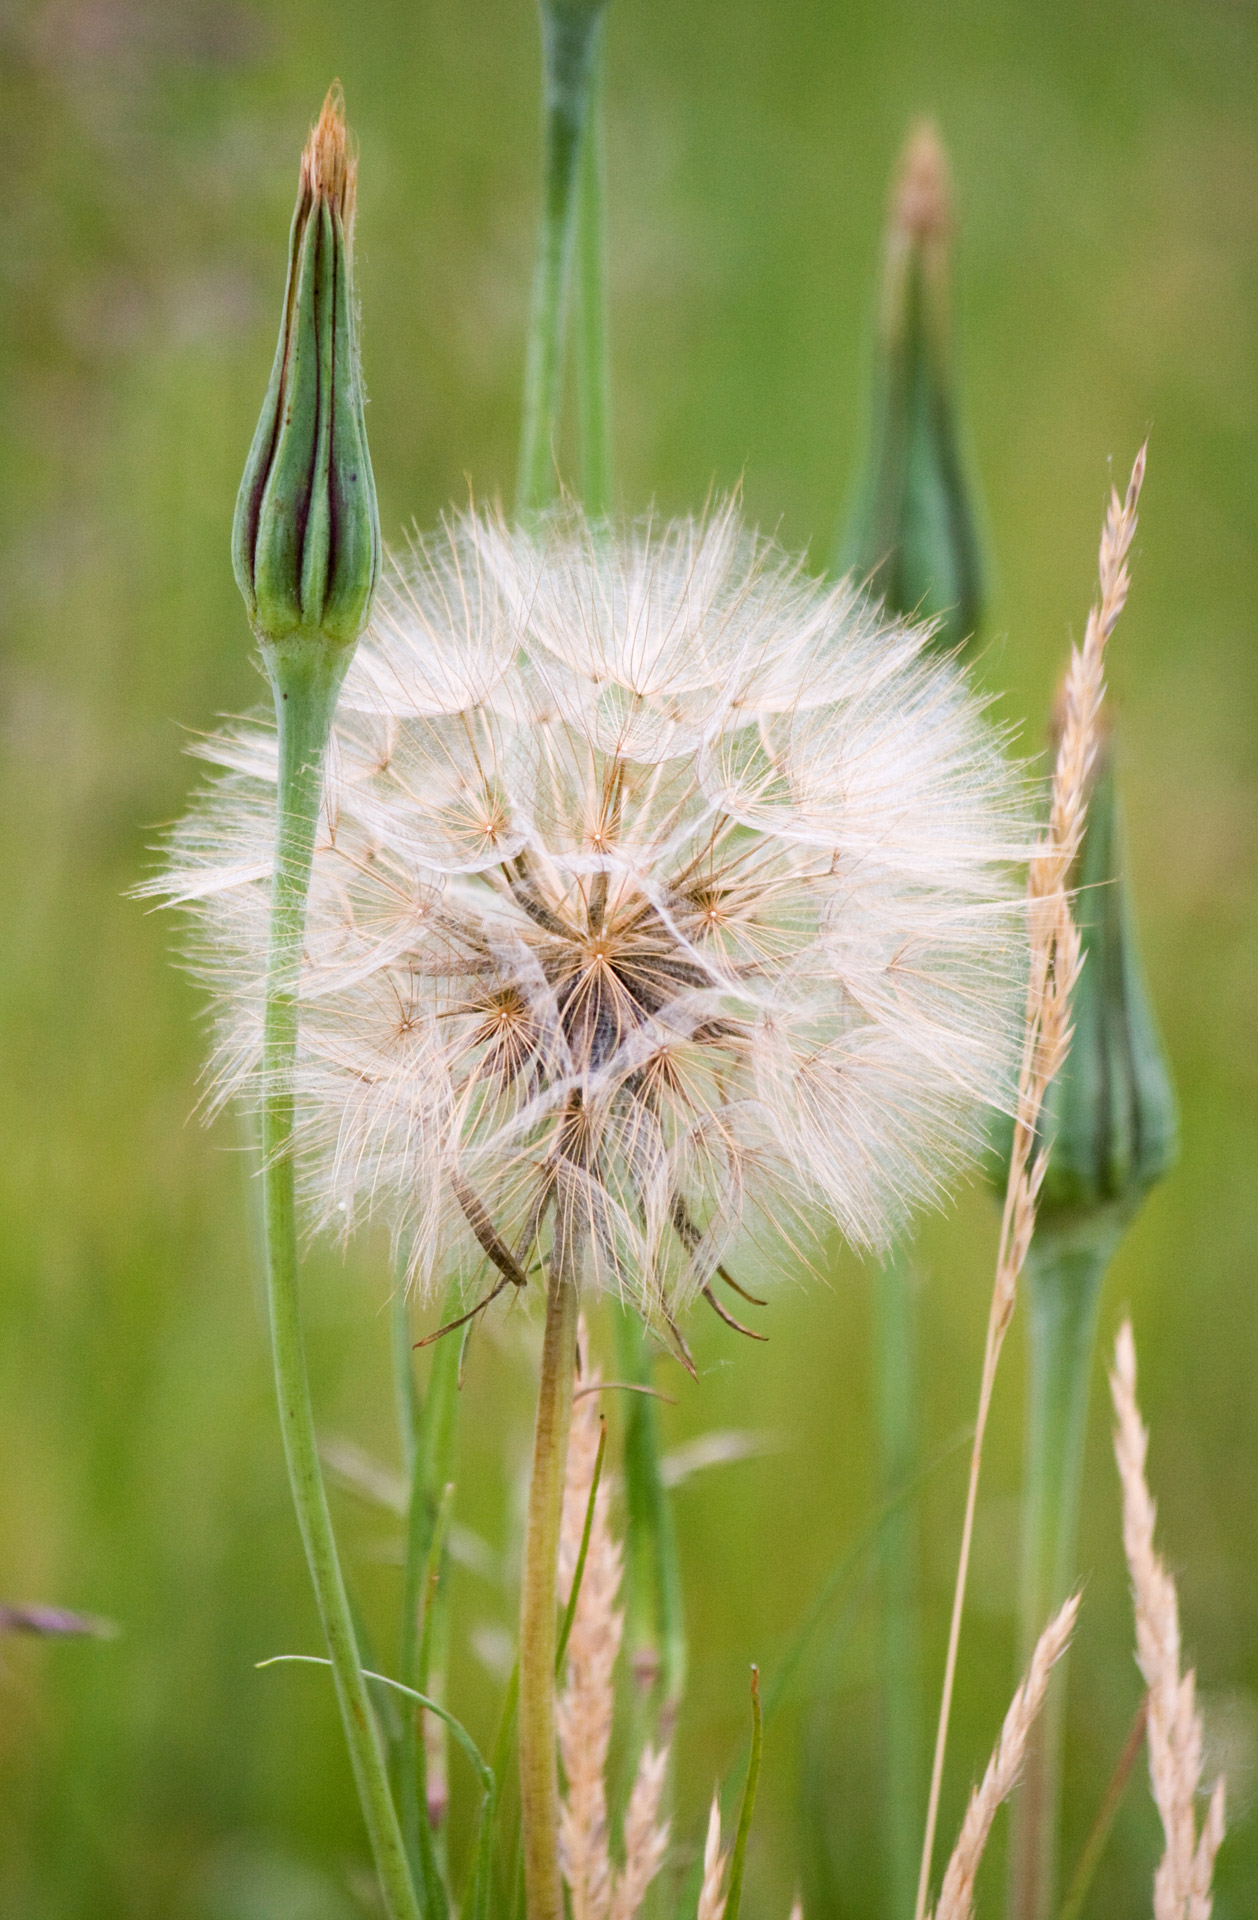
(518, 1210), (581, 1920)
(1006, 1219), (1120, 1920)
(262, 637), (421, 1920)
(516, 1), (608, 517)
(871, 1243), (923, 1920)
(575, 51), (612, 519)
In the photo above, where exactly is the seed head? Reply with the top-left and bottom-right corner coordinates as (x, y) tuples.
(155, 503), (1027, 1315)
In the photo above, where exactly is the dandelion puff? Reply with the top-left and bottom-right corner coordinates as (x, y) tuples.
(1110, 1320), (1226, 1920)
(147, 503), (1029, 1317)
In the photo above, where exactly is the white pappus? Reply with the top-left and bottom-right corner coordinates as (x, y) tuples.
(151, 501), (1029, 1341)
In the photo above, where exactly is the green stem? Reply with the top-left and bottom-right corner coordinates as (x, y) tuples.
(463, 1660), (519, 1920)
(614, 1303), (687, 1726)
(871, 1243), (923, 1920)
(516, 1), (608, 517)
(761, 1424), (968, 1728)
(415, 1484), (456, 1913)
(1006, 1216), (1122, 1920)
(556, 1419), (607, 1673)
(518, 1209), (581, 1920)
(398, 1286), (463, 1889)
(392, 1282), (420, 1483)
(611, 1308), (682, 1920)
(723, 1667), (763, 1920)
(575, 46), (611, 518)
(261, 635), (420, 1920)
(1056, 1695), (1147, 1920)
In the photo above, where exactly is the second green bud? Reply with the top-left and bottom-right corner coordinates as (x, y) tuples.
(840, 123), (985, 655)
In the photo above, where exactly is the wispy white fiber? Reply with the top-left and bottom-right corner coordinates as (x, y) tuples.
(150, 504), (1028, 1314)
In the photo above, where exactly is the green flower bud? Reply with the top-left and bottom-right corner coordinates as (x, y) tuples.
(839, 123), (985, 655)
(988, 723), (1178, 1235)
(1034, 728), (1178, 1230)
(233, 88), (379, 648)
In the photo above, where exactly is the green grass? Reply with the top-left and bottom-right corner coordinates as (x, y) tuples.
(1, 1), (1256, 1914)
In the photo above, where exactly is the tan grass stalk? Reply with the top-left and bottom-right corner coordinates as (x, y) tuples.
(558, 1325), (670, 1920)
(914, 447), (1147, 1920)
(1110, 1321), (1226, 1920)
(696, 1796), (728, 1920)
(931, 1594), (1079, 1920)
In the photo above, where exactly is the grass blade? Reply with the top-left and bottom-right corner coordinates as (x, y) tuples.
(722, 1667), (763, 1920)
(615, 1304), (686, 1715)
(257, 1655), (491, 1791)
(461, 1662), (520, 1920)
(555, 1418), (607, 1674)
(1056, 1695), (1147, 1920)
(763, 1425), (970, 1724)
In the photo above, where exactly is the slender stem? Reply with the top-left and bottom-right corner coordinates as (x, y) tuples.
(611, 1307), (683, 1920)
(516, 1), (607, 517)
(392, 1281), (419, 1484)
(915, 1276), (1007, 1920)
(398, 1285), (462, 1887)
(518, 1206), (581, 1920)
(511, 19), (609, 1915)
(723, 1667), (763, 1920)
(1006, 1221), (1119, 1920)
(762, 1425), (969, 1728)
(872, 1244), (923, 1920)
(1056, 1695), (1147, 1920)
(614, 1303), (687, 1723)
(556, 1419), (607, 1673)
(416, 1484), (456, 1909)
(464, 1660), (519, 1920)
(575, 45), (612, 518)
(261, 636), (421, 1920)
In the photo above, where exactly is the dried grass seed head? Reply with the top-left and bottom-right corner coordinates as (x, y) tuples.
(1111, 1321), (1226, 1919)
(156, 502), (1029, 1315)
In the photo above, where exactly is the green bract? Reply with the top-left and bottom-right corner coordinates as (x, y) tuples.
(1035, 736), (1178, 1229)
(232, 91), (379, 648)
(988, 729), (1178, 1233)
(840, 124), (985, 655)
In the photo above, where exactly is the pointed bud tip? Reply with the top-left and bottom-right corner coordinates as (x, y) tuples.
(841, 117), (983, 648)
(892, 121), (953, 251)
(302, 84), (356, 227)
(232, 81), (378, 649)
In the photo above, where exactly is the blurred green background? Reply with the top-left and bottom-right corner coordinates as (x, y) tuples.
(2, 0), (1256, 1914)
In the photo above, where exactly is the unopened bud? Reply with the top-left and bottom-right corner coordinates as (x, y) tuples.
(839, 122), (985, 655)
(233, 88), (379, 648)
(989, 723), (1178, 1233)
(1035, 729), (1178, 1229)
